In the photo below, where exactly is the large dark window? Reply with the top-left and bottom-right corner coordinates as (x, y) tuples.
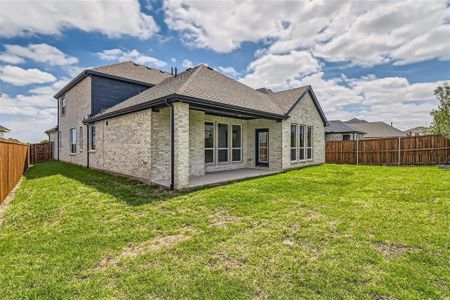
(69, 128), (76, 154)
(291, 124), (297, 161)
(343, 134), (351, 141)
(232, 125), (242, 162)
(307, 126), (313, 160)
(218, 123), (228, 163)
(299, 125), (305, 160)
(90, 125), (96, 150)
(204, 122), (214, 164)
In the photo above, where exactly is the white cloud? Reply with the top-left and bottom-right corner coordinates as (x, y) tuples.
(164, 0), (450, 66)
(240, 50), (321, 90)
(0, 65), (56, 86)
(98, 49), (167, 68)
(217, 66), (240, 78)
(0, 0), (158, 39)
(0, 44), (78, 66)
(240, 50), (442, 129)
(0, 80), (68, 142)
(164, 0), (293, 52)
(182, 59), (194, 69)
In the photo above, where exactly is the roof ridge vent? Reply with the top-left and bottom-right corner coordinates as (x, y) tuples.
(256, 87), (274, 94)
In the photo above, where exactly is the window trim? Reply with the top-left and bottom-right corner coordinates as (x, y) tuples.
(60, 96), (66, 116)
(231, 124), (242, 162)
(299, 124), (306, 161)
(217, 122), (229, 164)
(307, 125), (313, 160)
(69, 128), (77, 154)
(204, 122), (215, 164)
(290, 123), (297, 162)
(79, 126), (83, 152)
(89, 125), (96, 151)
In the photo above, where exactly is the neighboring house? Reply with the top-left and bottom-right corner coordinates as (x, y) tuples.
(343, 118), (406, 139)
(45, 126), (58, 159)
(404, 126), (431, 136)
(0, 124), (10, 138)
(53, 61), (328, 190)
(325, 120), (365, 141)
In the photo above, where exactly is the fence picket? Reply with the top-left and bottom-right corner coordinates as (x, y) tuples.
(326, 135), (450, 165)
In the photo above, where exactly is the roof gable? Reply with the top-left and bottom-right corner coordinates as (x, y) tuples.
(268, 86), (328, 126)
(54, 61), (171, 99)
(85, 64), (329, 125)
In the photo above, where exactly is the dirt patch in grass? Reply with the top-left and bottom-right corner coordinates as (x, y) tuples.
(96, 234), (192, 269)
(374, 241), (419, 258)
(208, 250), (247, 271)
(208, 208), (240, 229)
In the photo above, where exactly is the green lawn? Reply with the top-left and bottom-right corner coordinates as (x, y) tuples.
(0, 161), (449, 299)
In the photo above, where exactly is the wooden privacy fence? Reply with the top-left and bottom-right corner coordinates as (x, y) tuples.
(30, 142), (53, 164)
(326, 135), (450, 165)
(0, 138), (29, 203)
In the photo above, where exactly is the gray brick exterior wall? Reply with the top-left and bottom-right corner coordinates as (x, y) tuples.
(281, 93), (326, 170)
(58, 77), (91, 166)
(57, 80), (326, 189)
(89, 110), (152, 181)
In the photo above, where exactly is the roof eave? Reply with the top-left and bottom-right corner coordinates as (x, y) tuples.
(84, 93), (288, 124)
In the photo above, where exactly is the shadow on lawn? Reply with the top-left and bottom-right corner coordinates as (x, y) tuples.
(25, 161), (185, 206)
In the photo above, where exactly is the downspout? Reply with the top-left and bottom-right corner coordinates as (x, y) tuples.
(165, 99), (175, 190)
(86, 123), (90, 168)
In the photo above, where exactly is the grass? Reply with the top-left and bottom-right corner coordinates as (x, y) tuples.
(0, 161), (449, 299)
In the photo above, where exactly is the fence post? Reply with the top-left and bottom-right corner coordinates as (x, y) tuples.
(398, 137), (401, 165)
(356, 139), (359, 165)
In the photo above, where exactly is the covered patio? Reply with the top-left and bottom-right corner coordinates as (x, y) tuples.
(188, 168), (278, 188)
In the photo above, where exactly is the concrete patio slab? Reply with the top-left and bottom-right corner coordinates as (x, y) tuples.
(188, 168), (278, 188)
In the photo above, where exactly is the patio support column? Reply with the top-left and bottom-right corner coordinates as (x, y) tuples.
(173, 102), (190, 189)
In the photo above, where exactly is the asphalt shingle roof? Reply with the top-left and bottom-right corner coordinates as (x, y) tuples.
(99, 65), (294, 117)
(325, 120), (364, 133)
(93, 61), (171, 85)
(346, 121), (406, 138)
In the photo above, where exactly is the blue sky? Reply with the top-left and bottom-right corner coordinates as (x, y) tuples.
(0, 0), (449, 142)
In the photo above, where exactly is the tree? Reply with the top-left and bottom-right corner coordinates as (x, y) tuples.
(430, 82), (450, 138)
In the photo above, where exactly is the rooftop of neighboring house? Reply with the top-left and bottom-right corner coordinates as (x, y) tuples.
(344, 118), (406, 138)
(85, 63), (328, 125)
(325, 120), (366, 134)
(0, 124), (10, 132)
(45, 126), (58, 134)
(404, 126), (430, 133)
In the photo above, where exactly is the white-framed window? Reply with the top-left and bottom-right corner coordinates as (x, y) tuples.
(217, 123), (229, 163)
(290, 124), (297, 161)
(58, 131), (62, 149)
(299, 125), (306, 160)
(90, 125), (96, 151)
(307, 126), (313, 160)
(231, 125), (242, 162)
(204, 122), (214, 164)
(79, 126), (83, 151)
(69, 128), (76, 154)
(60, 96), (66, 116)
